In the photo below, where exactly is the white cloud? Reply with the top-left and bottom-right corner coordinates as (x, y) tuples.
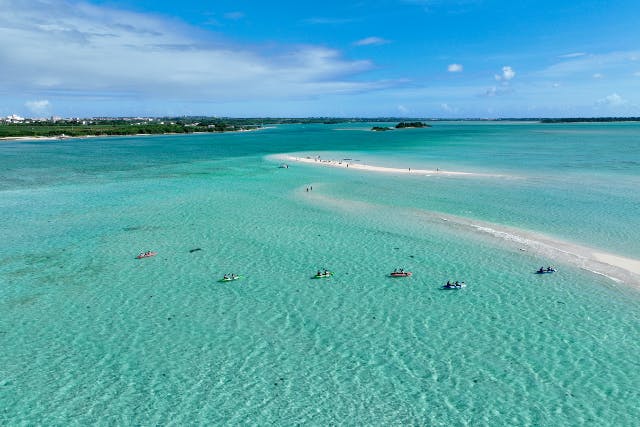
(539, 50), (640, 78)
(502, 66), (515, 80)
(482, 86), (513, 97)
(484, 87), (498, 97)
(558, 52), (586, 58)
(353, 37), (390, 46)
(592, 73), (604, 79)
(597, 93), (627, 107)
(397, 104), (409, 114)
(552, 83), (560, 88)
(25, 99), (51, 115)
(494, 66), (515, 81)
(634, 71), (640, 77)
(447, 63), (463, 72)
(441, 103), (458, 113)
(224, 11), (245, 20)
(0, 1), (392, 104)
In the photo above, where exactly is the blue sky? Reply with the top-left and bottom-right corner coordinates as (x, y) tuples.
(2, 0), (640, 117)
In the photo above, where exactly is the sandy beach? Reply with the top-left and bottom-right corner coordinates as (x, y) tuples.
(0, 127), (266, 143)
(300, 189), (640, 288)
(272, 153), (502, 177)
(437, 212), (640, 288)
(0, 136), (60, 142)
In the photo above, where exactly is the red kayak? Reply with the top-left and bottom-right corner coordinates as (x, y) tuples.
(390, 271), (412, 277)
(136, 252), (157, 259)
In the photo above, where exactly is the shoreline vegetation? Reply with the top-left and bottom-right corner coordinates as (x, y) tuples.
(2, 116), (639, 140)
(395, 121), (432, 128)
(372, 121), (432, 131)
(0, 117), (262, 140)
(539, 117), (640, 123)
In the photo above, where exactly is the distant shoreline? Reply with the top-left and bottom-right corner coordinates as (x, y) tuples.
(0, 127), (263, 142)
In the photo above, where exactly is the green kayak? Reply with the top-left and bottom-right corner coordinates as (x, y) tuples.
(218, 276), (242, 282)
(313, 272), (333, 279)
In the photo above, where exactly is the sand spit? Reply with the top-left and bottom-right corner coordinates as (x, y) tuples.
(270, 153), (504, 178)
(438, 213), (640, 287)
(298, 189), (640, 288)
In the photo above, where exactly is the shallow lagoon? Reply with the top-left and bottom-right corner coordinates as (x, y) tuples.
(1, 123), (639, 424)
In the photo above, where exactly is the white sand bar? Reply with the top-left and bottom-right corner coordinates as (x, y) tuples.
(301, 191), (640, 288)
(451, 215), (640, 287)
(271, 153), (504, 178)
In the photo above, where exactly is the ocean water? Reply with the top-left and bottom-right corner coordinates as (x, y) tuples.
(1, 123), (639, 425)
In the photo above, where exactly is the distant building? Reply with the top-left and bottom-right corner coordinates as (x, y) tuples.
(4, 114), (25, 123)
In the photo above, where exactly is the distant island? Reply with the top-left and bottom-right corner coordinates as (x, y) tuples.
(0, 117), (261, 139)
(372, 122), (433, 131)
(395, 121), (431, 128)
(540, 117), (640, 123)
(1, 116), (437, 139)
(3, 115), (639, 139)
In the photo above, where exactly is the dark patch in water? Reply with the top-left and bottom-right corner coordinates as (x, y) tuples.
(189, 248), (202, 253)
(123, 225), (163, 232)
(9, 294), (41, 306)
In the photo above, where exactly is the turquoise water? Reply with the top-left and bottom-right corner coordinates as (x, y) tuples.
(1, 123), (639, 425)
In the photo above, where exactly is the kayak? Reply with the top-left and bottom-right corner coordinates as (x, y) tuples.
(313, 272), (333, 279)
(535, 269), (556, 274)
(442, 283), (466, 289)
(219, 276), (242, 282)
(136, 252), (157, 259)
(390, 272), (412, 277)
